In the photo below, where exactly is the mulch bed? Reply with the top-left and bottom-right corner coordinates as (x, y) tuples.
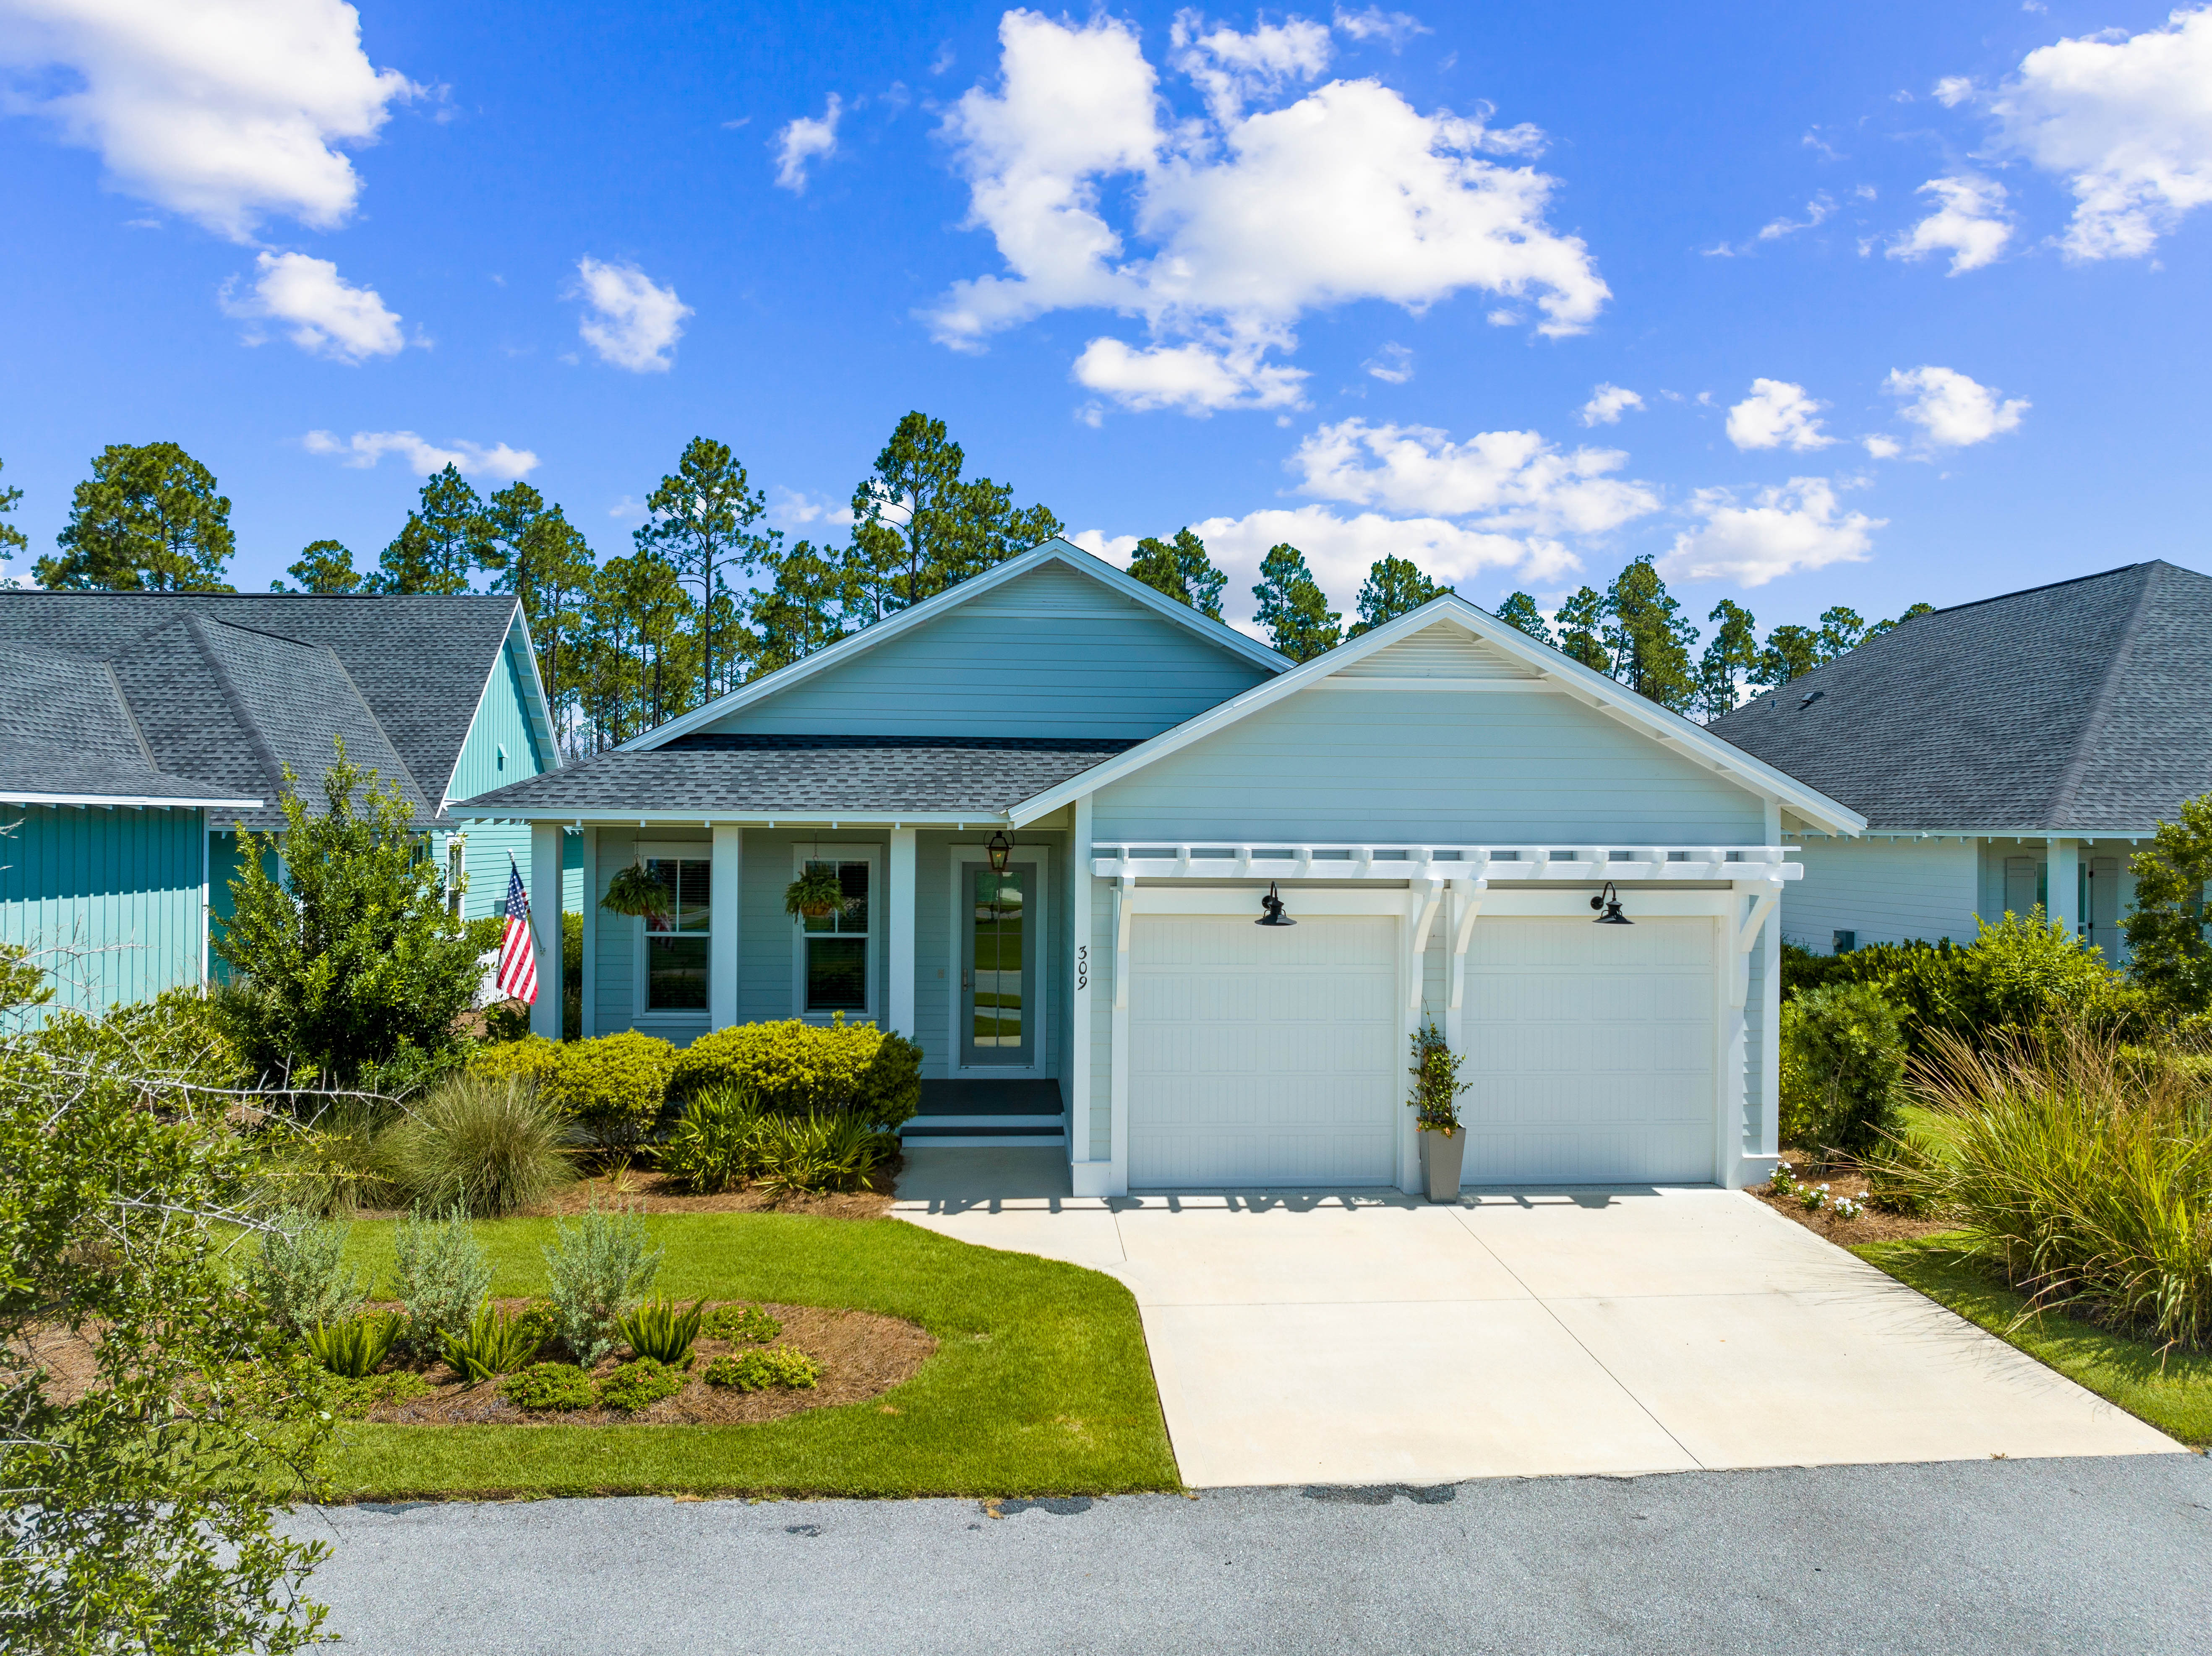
(364, 1299), (934, 1428)
(1749, 1152), (1950, 1247)
(347, 1165), (900, 1222)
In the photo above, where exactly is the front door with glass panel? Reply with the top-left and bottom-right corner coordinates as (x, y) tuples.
(960, 860), (1036, 1068)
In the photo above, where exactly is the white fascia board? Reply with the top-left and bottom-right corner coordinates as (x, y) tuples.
(1789, 825), (2159, 840)
(618, 539), (1290, 752)
(443, 806), (1014, 827)
(0, 792), (262, 809)
(1007, 593), (1868, 836)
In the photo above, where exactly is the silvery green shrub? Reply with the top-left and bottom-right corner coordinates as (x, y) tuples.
(391, 1205), (490, 1359)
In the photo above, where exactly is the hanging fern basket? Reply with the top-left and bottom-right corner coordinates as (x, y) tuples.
(601, 862), (670, 920)
(785, 866), (846, 921)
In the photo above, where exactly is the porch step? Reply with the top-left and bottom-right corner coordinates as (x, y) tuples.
(902, 1129), (1067, 1149)
(901, 1078), (1067, 1150)
(902, 1113), (1065, 1131)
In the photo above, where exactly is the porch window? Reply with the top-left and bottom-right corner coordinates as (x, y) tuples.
(799, 856), (871, 1013)
(644, 857), (711, 1011)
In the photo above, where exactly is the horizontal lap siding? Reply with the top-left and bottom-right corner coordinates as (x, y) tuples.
(1782, 838), (1979, 951)
(699, 568), (1270, 739)
(738, 828), (886, 1032)
(1, 805), (206, 1020)
(1094, 689), (1766, 843)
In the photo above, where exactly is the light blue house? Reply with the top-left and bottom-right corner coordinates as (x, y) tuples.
(461, 541), (1861, 1195)
(0, 593), (562, 1021)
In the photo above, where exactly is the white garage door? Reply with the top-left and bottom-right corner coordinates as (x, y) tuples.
(1461, 917), (1718, 1184)
(1129, 915), (1400, 1188)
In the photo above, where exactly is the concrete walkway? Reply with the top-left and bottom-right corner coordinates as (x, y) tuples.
(894, 1151), (2184, 1487)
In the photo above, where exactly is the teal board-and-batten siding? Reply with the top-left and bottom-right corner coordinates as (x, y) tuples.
(699, 564), (1275, 740)
(1, 805), (207, 1021)
(444, 628), (558, 922)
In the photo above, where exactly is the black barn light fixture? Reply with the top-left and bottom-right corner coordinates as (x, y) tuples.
(1591, 881), (1632, 925)
(986, 830), (1012, 875)
(1257, 882), (1296, 927)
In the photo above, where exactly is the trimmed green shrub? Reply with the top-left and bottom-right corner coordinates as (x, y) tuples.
(243, 1209), (361, 1338)
(702, 1346), (819, 1392)
(665, 1016), (921, 1130)
(500, 1361), (595, 1412)
(382, 1072), (576, 1216)
(702, 1303), (781, 1344)
(618, 1297), (704, 1365)
(657, 1086), (766, 1194)
(390, 1206), (492, 1360)
(302, 1311), (402, 1379)
(753, 1112), (893, 1196)
(470, 1031), (676, 1146)
(1780, 982), (1907, 1160)
(541, 1200), (662, 1367)
(597, 1357), (685, 1413)
(441, 1302), (543, 1383)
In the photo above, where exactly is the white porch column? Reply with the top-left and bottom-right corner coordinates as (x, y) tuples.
(710, 823), (742, 1029)
(579, 827), (599, 1038)
(2048, 837), (2081, 938)
(887, 827), (916, 1037)
(529, 822), (562, 1039)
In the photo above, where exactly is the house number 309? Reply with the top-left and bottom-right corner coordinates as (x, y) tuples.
(1076, 945), (1088, 991)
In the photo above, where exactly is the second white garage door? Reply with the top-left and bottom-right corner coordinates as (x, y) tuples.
(1460, 917), (1719, 1184)
(1128, 914), (1400, 1189)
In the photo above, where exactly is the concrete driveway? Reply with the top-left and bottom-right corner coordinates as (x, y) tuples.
(894, 1152), (2184, 1487)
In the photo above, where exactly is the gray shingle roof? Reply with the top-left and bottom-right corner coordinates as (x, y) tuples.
(0, 593), (523, 825)
(1709, 560), (2212, 833)
(456, 734), (1141, 816)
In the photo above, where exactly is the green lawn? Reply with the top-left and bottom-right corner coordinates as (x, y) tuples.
(1854, 1234), (2212, 1449)
(325, 1213), (1180, 1500)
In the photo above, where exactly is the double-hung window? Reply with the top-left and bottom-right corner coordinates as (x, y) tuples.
(644, 856), (711, 1011)
(796, 852), (873, 1015)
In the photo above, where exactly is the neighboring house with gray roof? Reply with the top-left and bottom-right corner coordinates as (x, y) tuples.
(1709, 560), (2212, 962)
(0, 591), (559, 1021)
(458, 539), (1860, 1197)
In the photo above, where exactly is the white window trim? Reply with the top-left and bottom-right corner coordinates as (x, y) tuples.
(631, 841), (714, 1025)
(790, 842), (883, 1025)
(943, 840), (1054, 1079)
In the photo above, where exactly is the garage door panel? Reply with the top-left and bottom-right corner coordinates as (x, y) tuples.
(1461, 917), (1717, 1185)
(1130, 915), (1400, 1189)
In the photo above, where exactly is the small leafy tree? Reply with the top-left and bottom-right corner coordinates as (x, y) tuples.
(214, 740), (496, 1084)
(2125, 794), (2212, 1016)
(0, 1003), (335, 1649)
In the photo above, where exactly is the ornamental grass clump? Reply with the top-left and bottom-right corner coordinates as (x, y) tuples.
(542, 1200), (662, 1367)
(617, 1297), (704, 1365)
(657, 1086), (766, 1194)
(383, 1073), (576, 1216)
(390, 1206), (492, 1360)
(243, 1208), (363, 1338)
(1904, 1023), (2212, 1351)
(303, 1311), (402, 1380)
(441, 1302), (544, 1384)
(751, 1112), (892, 1196)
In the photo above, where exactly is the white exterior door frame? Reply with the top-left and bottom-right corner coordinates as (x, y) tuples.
(943, 841), (1055, 1080)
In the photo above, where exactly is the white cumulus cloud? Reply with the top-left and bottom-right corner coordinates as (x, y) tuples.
(1072, 336), (1307, 414)
(1990, 6), (2212, 259)
(219, 250), (402, 362)
(1363, 342), (1414, 383)
(303, 430), (539, 480)
(1883, 365), (2029, 447)
(1725, 379), (1836, 451)
(928, 10), (1607, 414)
(1293, 417), (1659, 538)
(1887, 175), (2014, 273)
(1578, 383), (1644, 426)
(773, 94), (842, 193)
(0, 0), (415, 240)
(572, 257), (691, 372)
(1662, 478), (1883, 587)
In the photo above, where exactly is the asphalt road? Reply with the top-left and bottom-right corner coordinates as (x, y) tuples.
(294, 1455), (2212, 1655)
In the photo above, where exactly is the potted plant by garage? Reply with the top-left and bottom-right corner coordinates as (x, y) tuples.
(784, 865), (846, 922)
(601, 862), (670, 923)
(1409, 1019), (1470, 1203)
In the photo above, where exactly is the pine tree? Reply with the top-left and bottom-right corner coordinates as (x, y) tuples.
(273, 539), (360, 593)
(1250, 542), (1340, 660)
(1129, 527), (1228, 618)
(1866, 601), (1934, 640)
(1817, 605), (1868, 660)
(631, 437), (770, 703)
(484, 483), (597, 734)
(39, 442), (236, 591)
(1348, 556), (1448, 638)
(750, 539), (854, 676)
(0, 455), (25, 568)
(1696, 598), (1759, 722)
(1552, 585), (1609, 670)
(1494, 592), (1552, 647)
(1752, 624), (1821, 687)
(1603, 556), (1697, 712)
(373, 466), (486, 594)
(847, 412), (1059, 620)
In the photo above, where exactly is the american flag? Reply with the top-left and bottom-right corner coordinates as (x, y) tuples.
(495, 860), (538, 1005)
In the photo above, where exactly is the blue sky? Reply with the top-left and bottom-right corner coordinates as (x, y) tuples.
(2, 1), (2208, 641)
